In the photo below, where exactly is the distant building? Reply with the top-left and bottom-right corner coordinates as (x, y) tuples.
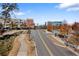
(0, 18), (25, 29)
(0, 18), (11, 28)
(47, 21), (63, 26)
(0, 18), (35, 29)
(47, 21), (64, 31)
(26, 18), (35, 29)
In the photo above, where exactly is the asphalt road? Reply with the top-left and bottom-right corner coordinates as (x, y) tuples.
(31, 30), (77, 56)
(31, 30), (51, 56)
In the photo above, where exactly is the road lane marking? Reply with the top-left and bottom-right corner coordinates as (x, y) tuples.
(39, 30), (67, 56)
(37, 30), (53, 56)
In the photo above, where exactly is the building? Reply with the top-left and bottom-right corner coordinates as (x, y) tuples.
(26, 18), (35, 29)
(47, 21), (63, 26)
(47, 21), (64, 31)
(47, 21), (72, 37)
(0, 18), (11, 28)
(0, 18), (25, 29)
(0, 18), (35, 29)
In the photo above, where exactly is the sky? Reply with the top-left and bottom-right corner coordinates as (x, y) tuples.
(0, 3), (79, 25)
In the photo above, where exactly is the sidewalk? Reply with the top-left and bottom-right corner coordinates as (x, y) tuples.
(17, 34), (27, 56)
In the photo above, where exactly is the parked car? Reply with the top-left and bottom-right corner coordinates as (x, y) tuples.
(52, 30), (60, 36)
(64, 42), (79, 51)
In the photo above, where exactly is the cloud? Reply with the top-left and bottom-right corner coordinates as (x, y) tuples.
(13, 11), (25, 16)
(13, 9), (31, 16)
(56, 3), (79, 11)
(67, 7), (79, 11)
(57, 3), (78, 8)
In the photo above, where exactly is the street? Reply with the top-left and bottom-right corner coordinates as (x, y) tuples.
(31, 30), (51, 56)
(31, 30), (77, 56)
(0, 3), (79, 57)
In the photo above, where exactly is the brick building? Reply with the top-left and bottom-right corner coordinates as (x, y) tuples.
(26, 18), (35, 29)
